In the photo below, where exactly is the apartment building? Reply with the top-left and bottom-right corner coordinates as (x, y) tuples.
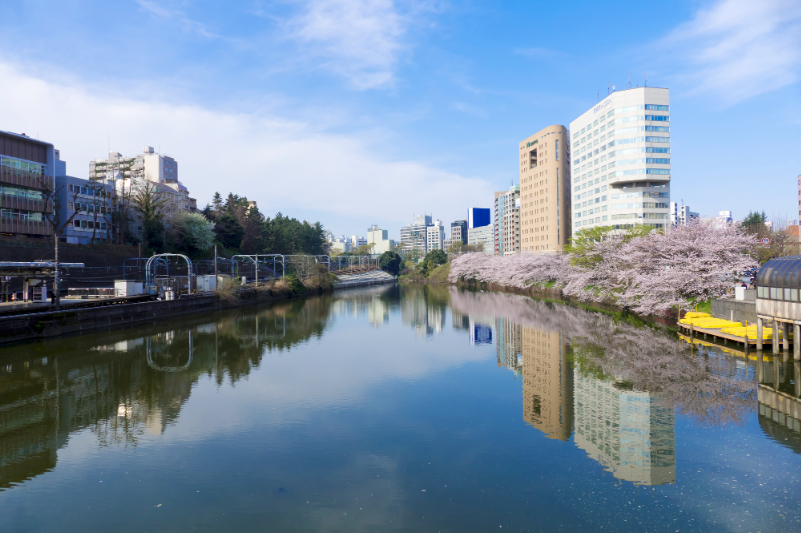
(367, 225), (395, 254)
(494, 184), (520, 256)
(400, 215), (432, 257)
(451, 220), (467, 245)
(0, 130), (58, 238)
(669, 202), (698, 226)
(519, 125), (571, 253)
(570, 87), (670, 237)
(426, 220), (445, 253)
(467, 224), (494, 253)
(56, 176), (114, 244)
(90, 147), (196, 227)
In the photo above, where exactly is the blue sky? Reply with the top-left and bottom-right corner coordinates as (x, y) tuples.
(0, 0), (799, 239)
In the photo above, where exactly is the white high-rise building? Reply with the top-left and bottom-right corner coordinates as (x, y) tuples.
(367, 225), (395, 254)
(426, 220), (445, 253)
(570, 87), (670, 236)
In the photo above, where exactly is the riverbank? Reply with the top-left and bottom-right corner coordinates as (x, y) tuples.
(447, 278), (680, 329)
(0, 273), (396, 346)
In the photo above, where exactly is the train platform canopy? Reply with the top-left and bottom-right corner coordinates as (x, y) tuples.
(0, 262), (85, 277)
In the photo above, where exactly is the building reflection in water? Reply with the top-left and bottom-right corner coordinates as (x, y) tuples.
(757, 356), (801, 454)
(521, 328), (573, 441)
(495, 318), (522, 376)
(452, 288), (681, 485)
(400, 286), (447, 337)
(572, 362), (676, 486)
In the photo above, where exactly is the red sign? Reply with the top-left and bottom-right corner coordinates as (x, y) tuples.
(762, 237), (771, 245)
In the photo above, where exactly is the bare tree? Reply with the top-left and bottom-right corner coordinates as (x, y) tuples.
(37, 175), (80, 309)
(91, 156), (136, 244)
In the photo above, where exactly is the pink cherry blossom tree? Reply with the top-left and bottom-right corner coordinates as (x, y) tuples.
(449, 220), (758, 316)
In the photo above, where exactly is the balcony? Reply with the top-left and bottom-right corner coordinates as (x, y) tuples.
(0, 194), (50, 213)
(0, 218), (52, 237)
(0, 166), (49, 190)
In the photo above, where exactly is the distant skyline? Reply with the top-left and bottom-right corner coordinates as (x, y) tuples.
(0, 0), (799, 240)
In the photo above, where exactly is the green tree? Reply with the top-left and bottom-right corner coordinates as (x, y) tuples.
(215, 213), (245, 250)
(379, 251), (402, 276)
(173, 211), (216, 252)
(424, 249), (447, 266)
(566, 225), (653, 267)
(742, 211), (767, 235)
(132, 181), (168, 252)
(417, 249), (448, 276)
(356, 243), (376, 255)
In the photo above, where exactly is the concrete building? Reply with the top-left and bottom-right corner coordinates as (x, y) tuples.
(573, 364), (676, 486)
(451, 220), (467, 245)
(570, 87), (671, 237)
(328, 235), (352, 254)
(350, 235), (367, 249)
(0, 130), (59, 239)
(521, 327), (573, 440)
(56, 176), (114, 244)
(519, 125), (572, 252)
(669, 202), (699, 226)
(89, 147), (197, 236)
(467, 224), (494, 253)
(426, 220), (445, 253)
(366, 225), (395, 254)
(494, 184), (521, 256)
(400, 215), (432, 257)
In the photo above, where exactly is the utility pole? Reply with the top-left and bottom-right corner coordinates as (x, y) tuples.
(53, 233), (60, 310)
(254, 254), (258, 286)
(214, 245), (218, 280)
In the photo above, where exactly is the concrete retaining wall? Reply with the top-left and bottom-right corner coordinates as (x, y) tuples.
(711, 298), (757, 324)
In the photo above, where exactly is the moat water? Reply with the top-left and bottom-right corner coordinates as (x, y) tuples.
(0, 284), (799, 532)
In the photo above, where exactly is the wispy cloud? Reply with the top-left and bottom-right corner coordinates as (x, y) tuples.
(288, 0), (436, 90)
(663, 0), (801, 104)
(136, 0), (223, 39)
(0, 60), (493, 233)
(513, 47), (565, 60)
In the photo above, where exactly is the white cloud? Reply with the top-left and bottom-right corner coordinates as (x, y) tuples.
(665, 0), (801, 104)
(289, 0), (431, 90)
(0, 61), (493, 234)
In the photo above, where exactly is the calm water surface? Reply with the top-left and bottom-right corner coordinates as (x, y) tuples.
(0, 284), (799, 532)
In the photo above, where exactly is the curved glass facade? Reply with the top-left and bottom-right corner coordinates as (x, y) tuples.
(756, 256), (801, 301)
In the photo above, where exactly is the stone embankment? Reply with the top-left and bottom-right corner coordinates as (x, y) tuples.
(0, 272), (396, 346)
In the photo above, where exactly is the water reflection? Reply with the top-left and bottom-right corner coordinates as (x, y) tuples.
(448, 288), (776, 486)
(0, 284), (799, 532)
(0, 297), (336, 490)
(757, 354), (801, 453)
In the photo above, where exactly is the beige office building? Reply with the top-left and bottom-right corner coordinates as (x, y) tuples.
(521, 327), (573, 440)
(519, 125), (571, 252)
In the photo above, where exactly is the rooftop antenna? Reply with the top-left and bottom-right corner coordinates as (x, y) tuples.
(607, 82), (610, 96)
(628, 74), (631, 89)
(597, 89), (599, 102)
(644, 72), (647, 87)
